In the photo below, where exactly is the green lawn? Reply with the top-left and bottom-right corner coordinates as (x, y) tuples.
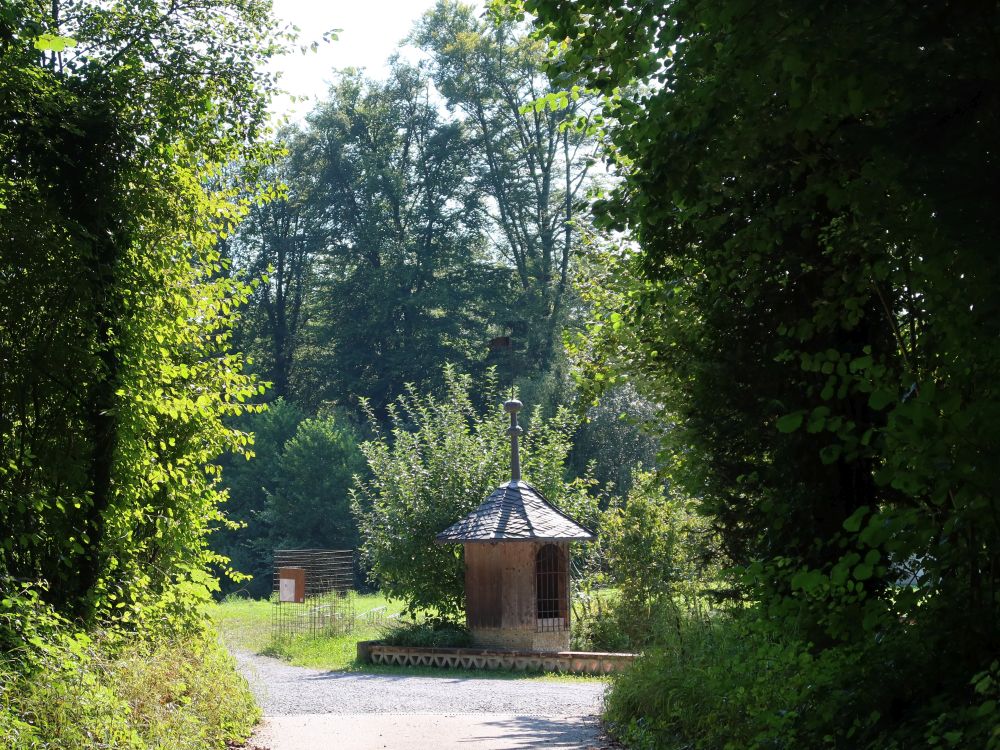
(210, 593), (602, 682)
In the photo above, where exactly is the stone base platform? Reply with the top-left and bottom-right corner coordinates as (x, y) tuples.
(356, 641), (635, 675)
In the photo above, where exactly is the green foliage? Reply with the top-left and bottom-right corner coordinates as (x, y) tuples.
(594, 471), (720, 648)
(414, 0), (597, 376)
(517, 0), (1000, 746)
(352, 366), (598, 617)
(571, 471), (721, 653)
(232, 3), (601, 421)
(570, 590), (629, 652)
(268, 413), (366, 550)
(214, 400), (366, 598)
(214, 398), (306, 597)
(0, 612), (258, 750)
(379, 618), (474, 649)
(604, 604), (1000, 750)
(1, 0), (279, 633)
(603, 610), (806, 750)
(568, 384), (661, 495)
(603, 472), (719, 605)
(1, 8), (281, 748)
(233, 66), (505, 414)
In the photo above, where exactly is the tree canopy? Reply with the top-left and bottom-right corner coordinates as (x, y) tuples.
(210, 3), (641, 589)
(517, 0), (1000, 746)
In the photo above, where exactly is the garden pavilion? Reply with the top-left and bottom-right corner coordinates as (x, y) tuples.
(436, 399), (594, 651)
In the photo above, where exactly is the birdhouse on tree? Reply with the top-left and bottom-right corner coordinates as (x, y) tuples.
(436, 399), (595, 651)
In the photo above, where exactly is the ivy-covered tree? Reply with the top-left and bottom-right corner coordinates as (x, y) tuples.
(0, 0), (278, 633)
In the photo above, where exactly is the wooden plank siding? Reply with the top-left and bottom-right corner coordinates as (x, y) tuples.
(464, 541), (570, 632)
(464, 543), (504, 627)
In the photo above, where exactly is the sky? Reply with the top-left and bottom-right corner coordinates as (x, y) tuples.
(267, 0), (445, 122)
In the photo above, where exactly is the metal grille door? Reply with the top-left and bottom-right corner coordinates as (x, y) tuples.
(535, 543), (568, 631)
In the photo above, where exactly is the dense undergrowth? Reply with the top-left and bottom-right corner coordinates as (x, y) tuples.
(571, 559), (999, 748)
(0, 625), (257, 750)
(595, 602), (999, 750)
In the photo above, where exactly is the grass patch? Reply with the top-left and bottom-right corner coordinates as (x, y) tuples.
(211, 594), (604, 683)
(211, 592), (407, 667)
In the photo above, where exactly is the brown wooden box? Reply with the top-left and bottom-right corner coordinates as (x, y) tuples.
(277, 566), (305, 603)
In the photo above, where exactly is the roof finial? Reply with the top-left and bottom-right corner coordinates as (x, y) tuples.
(504, 399), (523, 483)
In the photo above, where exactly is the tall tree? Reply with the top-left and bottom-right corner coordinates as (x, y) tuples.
(231, 138), (320, 402)
(415, 1), (597, 376)
(289, 66), (503, 412)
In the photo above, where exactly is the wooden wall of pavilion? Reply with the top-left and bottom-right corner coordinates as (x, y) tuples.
(463, 541), (570, 651)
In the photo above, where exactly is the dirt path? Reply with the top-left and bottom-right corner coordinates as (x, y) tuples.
(235, 651), (612, 749)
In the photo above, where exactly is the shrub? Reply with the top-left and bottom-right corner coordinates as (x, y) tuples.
(267, 411), (366, 551)
(604, 609), (819, 750)
(352, 366), (598, 617)
(215, 402), (367, 598)
(571, 471), (723, 653)
(571, 592), (631, 652)
(602, 470), (722, 607)
(379, 619), (474, 649)
(603, 603), (1000, 750)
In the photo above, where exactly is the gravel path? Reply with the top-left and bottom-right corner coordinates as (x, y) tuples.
(233, 651), (614, 748)
(233, 650), (607, 716)
(247, 714), (609, 750)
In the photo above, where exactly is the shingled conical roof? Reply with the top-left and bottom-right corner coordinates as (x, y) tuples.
(436, 480), (595, 543)
(436, 399), (595, 544)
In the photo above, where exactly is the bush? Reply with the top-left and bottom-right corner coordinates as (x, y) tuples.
(604, 610), (810, 750)
(571, 592), (631, 652)
(572, 591), (687, 654)
(267, 411), (366, 551)
(379, 619), (474, 649)
(215, 401), (366, 598)
(571, 471), (723, 653)
(602, 470), (722, 607)
(352, 366), (599, 617)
